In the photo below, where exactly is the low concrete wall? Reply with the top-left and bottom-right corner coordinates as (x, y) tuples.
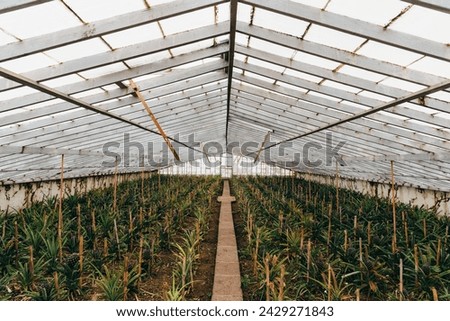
(300, 173), (450, 217)
(0, 172), (153, 213)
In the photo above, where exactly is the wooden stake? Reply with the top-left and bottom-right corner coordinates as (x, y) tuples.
(91, 209), (97, 251)
(138, 237), (144, 285)
(359, 238), (363, 264)
(403, 212), (409, 248)
(327, 204), (332, 249)
(431, 287), (439, 301)
(77, 204), (81, 242)
(354, 216), (358, 239)
(113, 157), (118, 213)
(445, 226), (448, 249)
(264, 255), (270, 301)
(414, 245), (419, 286)
(278, 264), (285, 301)
(103, 238), (108, 258)
(423, 218), (427, 239)
(58, 154), (65, 261)
(139, 207), (144, 239)
(79, 235), (84, 288)
(29, 246), (34, 288)
(54, 272), (59, 298)
(436, 238), (441, 266)
(390, 160), (397, 253)
(128, 210), (134, 252)
(367, 222), (371, 246)
(253, 228), (260, 276)
(335, 162), (340, 213)
(306, 240), (311, 282)
(300, 228), (304, 251)
(141, 167), (145, 201)
(328, 264), (332, 301)
(344, 230), (348, 253)
(356, 288), (360, 301)
(114, 219), (121, 258)
(123, 255), (129, 301)
(399, 258), (403, 301)
(14, 221), (19, 267)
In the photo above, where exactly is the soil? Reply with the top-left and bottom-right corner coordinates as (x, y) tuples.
(137, 199), (221, 301)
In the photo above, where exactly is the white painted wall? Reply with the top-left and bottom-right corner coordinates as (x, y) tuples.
(0, 172), (152, 213)
(301, 172), (450, 216)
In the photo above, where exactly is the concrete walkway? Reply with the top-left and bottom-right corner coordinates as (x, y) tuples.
(211, 180), (243, 301)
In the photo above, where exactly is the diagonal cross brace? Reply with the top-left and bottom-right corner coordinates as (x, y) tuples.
(129, 80), (180, 161)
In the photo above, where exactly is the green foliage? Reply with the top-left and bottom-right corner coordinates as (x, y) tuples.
(232, 176), (450, 301)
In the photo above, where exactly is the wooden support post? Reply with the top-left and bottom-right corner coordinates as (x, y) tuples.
(114, 219), (121, 258)
(113, 157), (118, 213)
(29, 246), (35, 289)
(327, 264), (332, 301)
(399, 258), (403, 301)
(14, 221), (19, 267)
(129, 80), (180, 161)
(335, 162), (340, 213)
(306, 240), (311, 282)
(414, 244), (419, 286)
(77, 204), (81, 242)
(436, 238), (441, 266)
(58, 154), (64, 261)
(390, 160), (397, 253)
(123, 255), (129, 301)
(54, 272), (59, 298)
(91, 209), (97, 251)
(79, 236), (84, 288)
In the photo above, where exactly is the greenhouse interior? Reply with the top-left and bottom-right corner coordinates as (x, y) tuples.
(0, 0), (449, 301)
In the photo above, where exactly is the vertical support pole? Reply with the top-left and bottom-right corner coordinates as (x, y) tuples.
(79, 236), (84, 288)
(58, 154), (64, 261)
(391, 160), (397, 253)
(113, 156), (118, 213)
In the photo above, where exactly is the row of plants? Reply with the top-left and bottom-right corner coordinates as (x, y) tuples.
(0, 174), (221, 300)
(232, 176), (450, 300)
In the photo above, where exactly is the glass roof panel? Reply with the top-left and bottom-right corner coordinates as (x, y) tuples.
(338, 65), (386, 83)
(0, 86), (39, 101)
(408, 57), (450, 79)
(325, 0), (409, 26)
(237, 3), (252, 24)
(378, 77), (426, 93)
(0, 53), (57, 73)
(292, 51), (341, 70)
(78, 62), (128, 79)
(304, 24), (366, 51)
(171, 39), (215, 56)
(63, 0), (146, 22)
(388, 6), (450, 44)
(290, 0), (329, 9)
(321, 80), (362, 94)
(102, 23), (162, 49)
(45, 38), (110, 63)
(249, 38), (295, 59)
(246, 57), (285, 73)
(125, 51), (172, 68)
(253, 8), (309, 36)
(356, 41), (422, 66)
(0, 1), (81, 39)
(40, 74), (86, 88)
(160, 8), (215, 36)
(283, 68), (323, 84)
(0, 29), (17, 45)
(357, 90), (392, 102)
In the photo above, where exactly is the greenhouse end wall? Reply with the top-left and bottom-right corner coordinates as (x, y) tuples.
(0, 172), (152, 213)
(302, 173), (450, 216)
